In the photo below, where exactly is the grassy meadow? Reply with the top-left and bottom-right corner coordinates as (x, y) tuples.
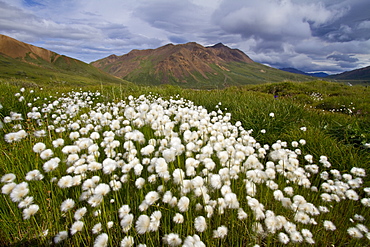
(118, 61), (313, 89)
(0, 79), (369, 246)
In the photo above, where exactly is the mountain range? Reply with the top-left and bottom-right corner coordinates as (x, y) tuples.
(0, 34), (369, 88)
(279, 67), (370, 82)
(91, 42), (312, 88)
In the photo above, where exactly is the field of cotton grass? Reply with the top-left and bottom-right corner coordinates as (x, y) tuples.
(0, 82), (370, 246)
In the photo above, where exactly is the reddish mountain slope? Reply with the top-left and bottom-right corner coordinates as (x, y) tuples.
(0, 34), (61, 63)
(91, 42), (255, 84)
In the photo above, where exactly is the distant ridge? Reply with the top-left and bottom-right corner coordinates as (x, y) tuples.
(280, 68), (329, 78)
(92, 42), (312, 88)
(328, 65), (370, 82)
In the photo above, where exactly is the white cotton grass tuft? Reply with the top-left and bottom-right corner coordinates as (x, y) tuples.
(135, 177), (145, 189)
(183, 234), (205, 247)
(61, 198), (75, 212)
(361, 198), (370, 207)
(224, 192), (239, 209)
(94, 183), (111, 196)
(1, 173), (16, 183)
(194, 216), (207, 232)
(10, 182), (29, 202)
(135, 215), (150, 234)
(173, 169), (185, 185)
(289, 230), (303, 243)
(54, 231), (68, 243)
(92, 223), (102, 234)
(120, 236), (134, 247)
(351, 167), (366, 177)
(162, 233), (182, 246)
(347, 227), (364, 238)
(88, 195), (104, 207)
(355, 223), (368, 234)
(353, 214), (365, 222)
(119, 204), (131, 218)
(237, 208), (248, 220)
(107, 221), (114, 229)
(43, 157), (60, 172)
(177, 196), (190, 212)
(70, 221), (84, 235)
(323, 220), (336, 231)
(58, 175), (73, 188)
(40, 149), (54, 160)
(149, 210), (162, 232)
(94, 233), (109, 247)
(25, 170), (44, 181)
(52, 138), (65, 148)
(18, 196), (34, 208)
(120, 214), (134, 233)
(144, 191), (160, 205)
(22, 204), (39, 219)
(346, 189), (359, 200)
(213, 225), (228, 238)
(173, 213), (184, 224)
(33, 142), (46, 153)
(2, 182), (16, 195)
(278, 232), (290, 244)
(74, 207), (87, 220)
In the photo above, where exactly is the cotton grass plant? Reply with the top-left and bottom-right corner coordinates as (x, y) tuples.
(1, 87), (369, 246)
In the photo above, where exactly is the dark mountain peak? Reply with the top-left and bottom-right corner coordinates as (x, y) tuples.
(209, 43), (253, 63)
(211, 43), (227, 48)
(163, 43), (175, 48)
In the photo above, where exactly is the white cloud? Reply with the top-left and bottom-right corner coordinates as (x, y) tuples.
(0, 0), (369, 73)
(0, 0), (166, 61)
(358, 20), (370, 29)
(213, 0), (333, 42)
(134, 0), (213, 37)
(211, 0), (369, 73)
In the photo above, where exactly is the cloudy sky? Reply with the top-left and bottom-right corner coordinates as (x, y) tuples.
(1, 0), (370, 74)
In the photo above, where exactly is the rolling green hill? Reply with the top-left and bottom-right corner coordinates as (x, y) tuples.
(0, 34), (130, 87)
(328, 65), (370, 84)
